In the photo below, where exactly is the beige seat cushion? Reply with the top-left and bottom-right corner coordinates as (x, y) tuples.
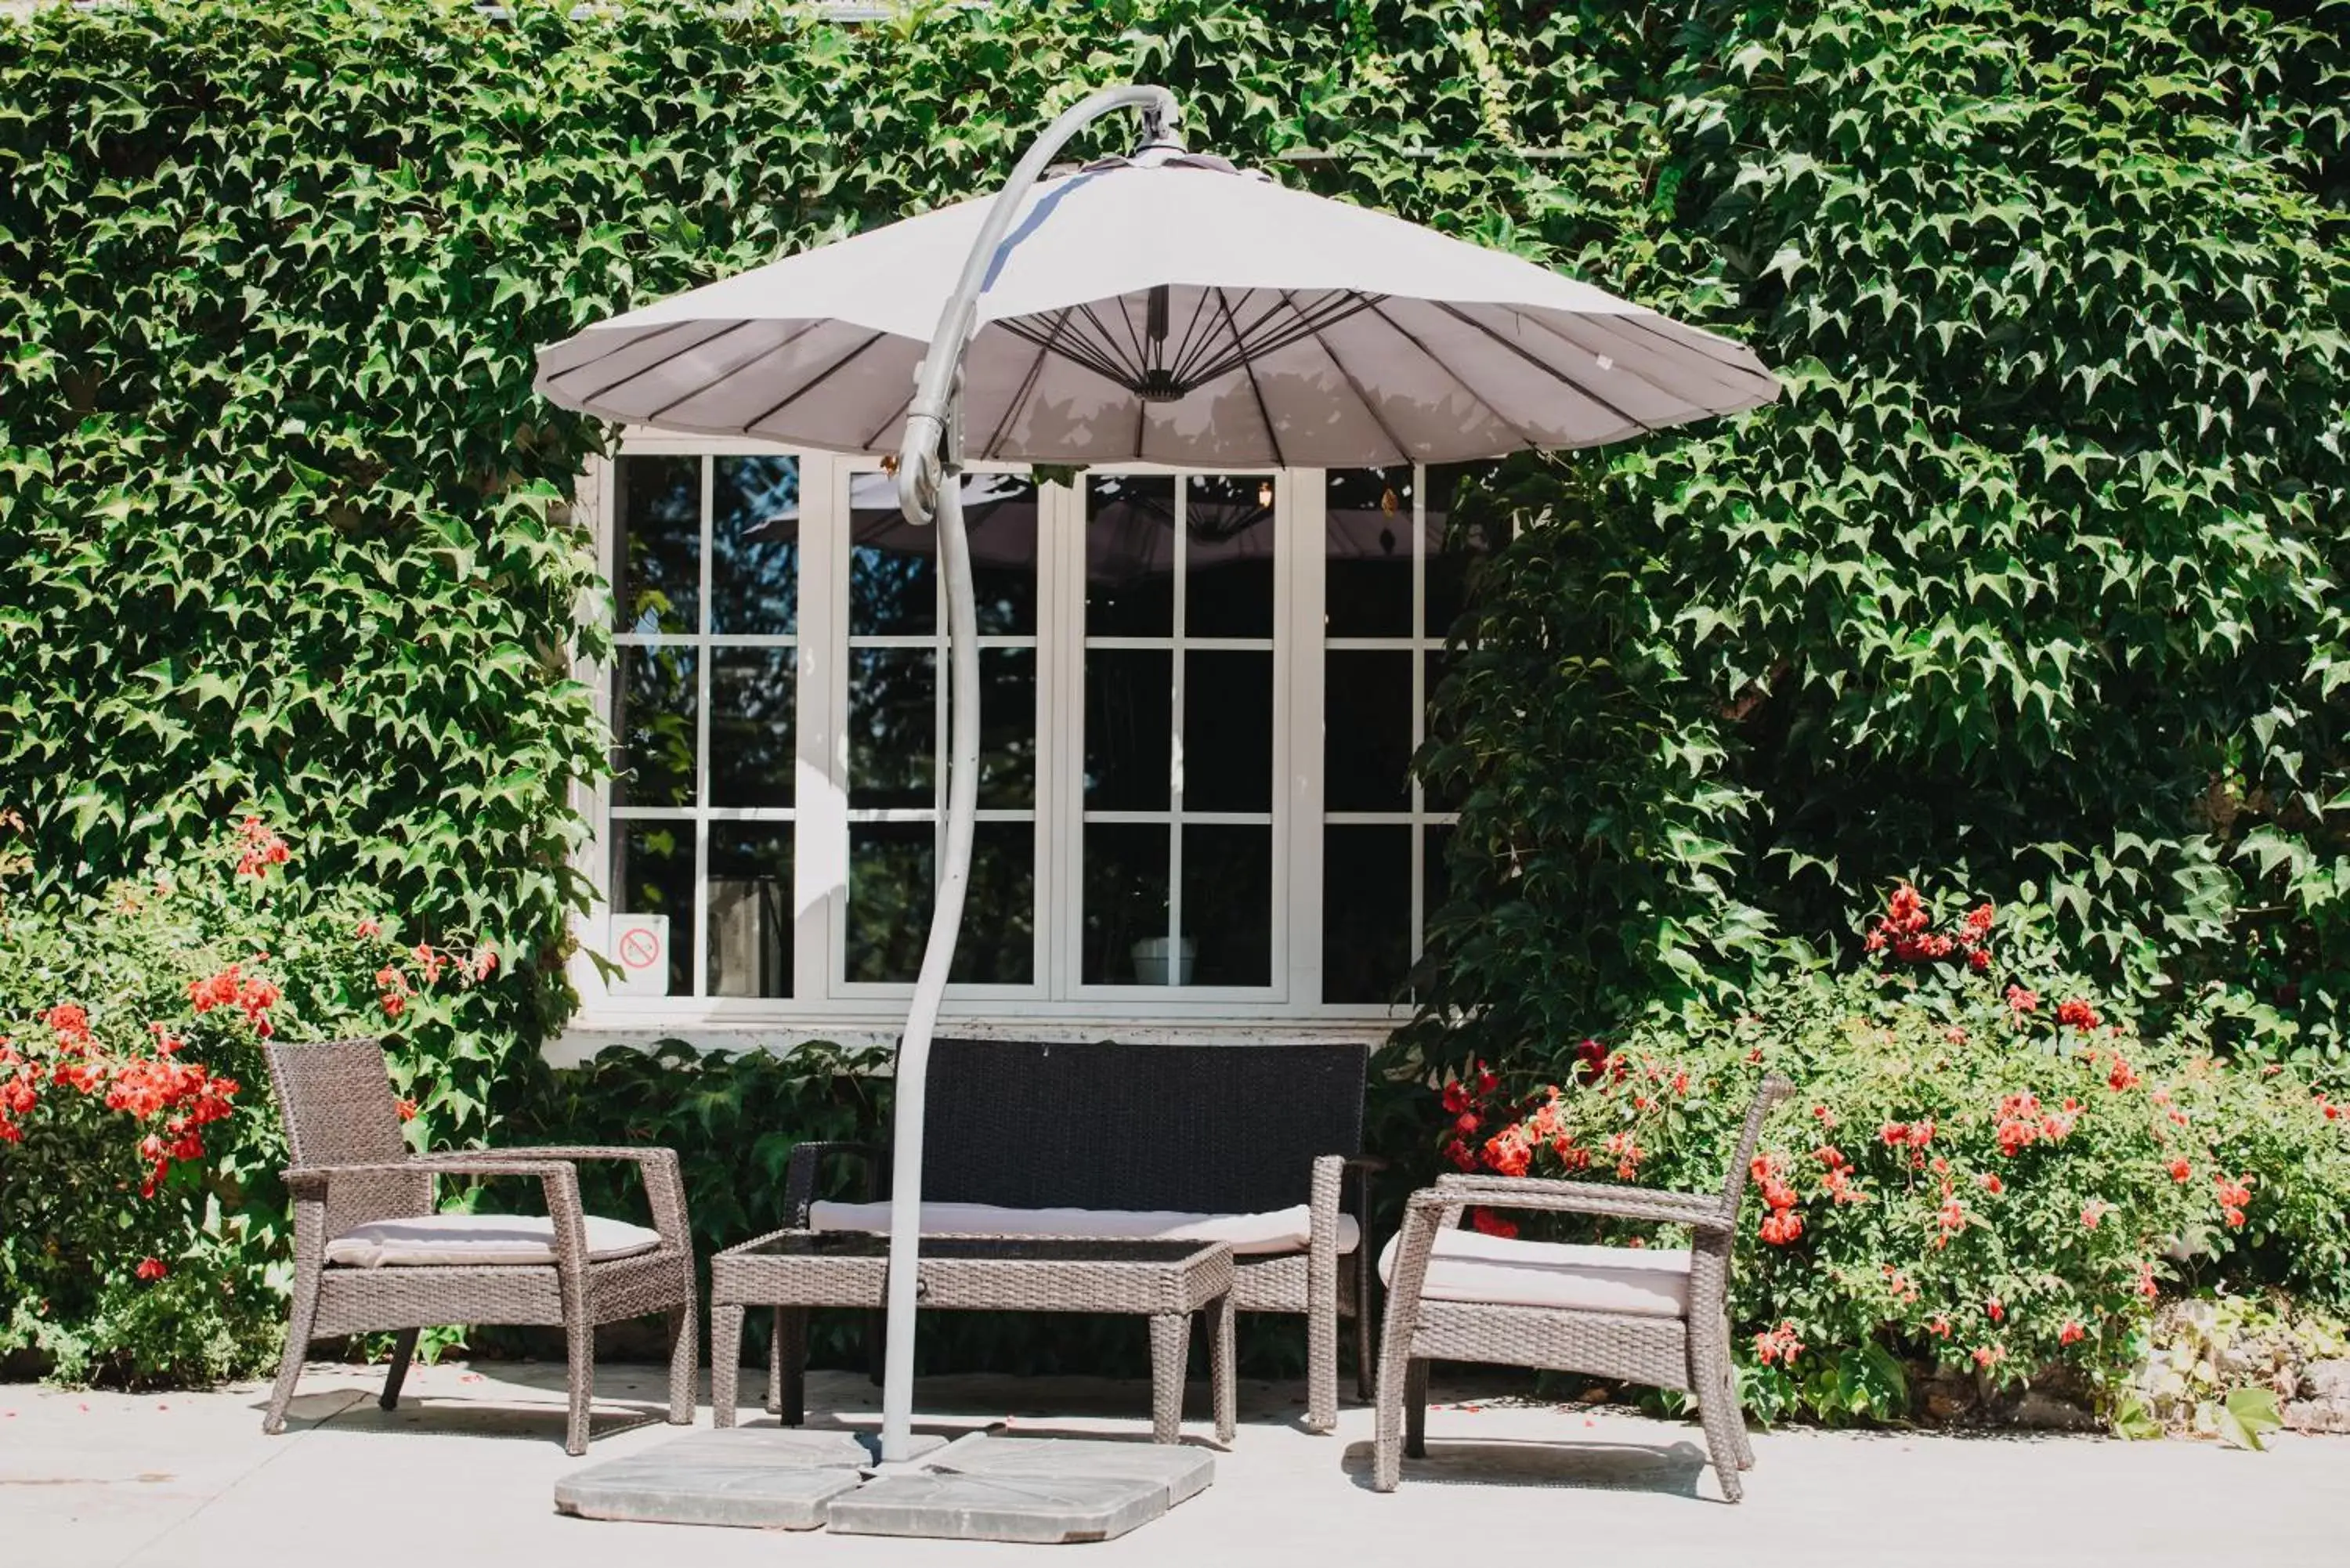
(324, 1212), (662, 1269)
(806, 1200), (1361, 1257)
(1378, 1226), (1692, 1317)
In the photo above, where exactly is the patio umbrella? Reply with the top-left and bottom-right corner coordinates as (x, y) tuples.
(534, 84), (1777, 1464)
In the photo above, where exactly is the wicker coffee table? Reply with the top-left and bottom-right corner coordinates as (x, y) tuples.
(710, 1231), (1236, 1444)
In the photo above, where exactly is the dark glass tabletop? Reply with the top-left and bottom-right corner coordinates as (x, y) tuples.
(725, 1231), (1219, 1264)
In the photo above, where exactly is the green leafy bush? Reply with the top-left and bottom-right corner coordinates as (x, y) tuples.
(1438, 887), (2350, 1425)
(0, 817), (507, 1383)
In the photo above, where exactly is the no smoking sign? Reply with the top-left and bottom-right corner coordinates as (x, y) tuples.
(606, 913), (671, 998)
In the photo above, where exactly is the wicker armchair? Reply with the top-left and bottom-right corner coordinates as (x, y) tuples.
(1373, 1075), (1794, 1501)
(258, 1039), (698, 1454)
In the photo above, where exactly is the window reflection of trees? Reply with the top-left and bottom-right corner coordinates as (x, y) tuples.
(712, 455), (798, 635)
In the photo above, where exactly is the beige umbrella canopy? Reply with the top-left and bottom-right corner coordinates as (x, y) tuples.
(535, 85), (1777, 1465)
(535, 154), (1775, 468)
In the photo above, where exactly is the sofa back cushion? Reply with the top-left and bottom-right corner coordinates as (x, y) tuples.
(913, 1040), (1368, 1215)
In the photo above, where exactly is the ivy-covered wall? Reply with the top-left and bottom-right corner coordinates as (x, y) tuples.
(2, 0), (2347, 1089)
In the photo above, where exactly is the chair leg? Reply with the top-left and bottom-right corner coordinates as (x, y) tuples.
(1353, 1270), (1376, 1404)
(710, 1305), (743, 1429)
(773, 1306), (808, 1425)
(666, 1305), (696, 1426)
(1689, 1330), (1744, 1502)
(1307, 1286), (1338, 1433)
(1404, 1357), (1430, 1459)
(262, 1259), (323, 1436)
(1209, 1293), (1237, 1446)
(563, 1313), (595, 1456)
(378, 1328), (419, 1411)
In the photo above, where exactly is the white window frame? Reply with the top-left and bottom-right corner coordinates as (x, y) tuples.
(562, 432), (1441, 1044)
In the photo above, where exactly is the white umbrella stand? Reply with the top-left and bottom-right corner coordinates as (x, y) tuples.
(536, 81), (1778, 1483)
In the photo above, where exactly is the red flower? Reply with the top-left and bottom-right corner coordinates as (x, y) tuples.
(233, 815), (291, 879)
(1441, 1082), (1470, 1115)
(2105, 1054), (2140, 1093)
(1964, 903), (1996, 935)
(1441, 1138), (1474, 1172)
(1753, 1321), (1802, 1367)
(1453, 1111), (1481, 1137)
(1469, 1208), (1517, 1240)
(2135, 1263), (2160, 1300)
(2055, 998), (2101, 1031)
(1979, 1172), (2004, 1195)
(2059, 1321), (2085, 1346)
(1968, 949), (1990, 973)
(2214, 1172), (2253, 1228)
(356, 916), (384, 940)
(2080, 1200), (2111, 1230)
(2167, 1158), (2193, 1183)
(1880, 1121), (1910, 1147)
(134, 1257), (168, 1281)
(2005, 985), (2039, 1016)
(1482, 1129), (1531, 1178)
(1474, 1065), (1500, 1097)
(395, 1097), (419, 1122)
(1973, 1344), (2006, 1369)
(1759, 1210), (1803, 1246)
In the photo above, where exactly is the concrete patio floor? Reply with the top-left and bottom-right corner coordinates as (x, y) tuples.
(5, 1358), (2346, 1567)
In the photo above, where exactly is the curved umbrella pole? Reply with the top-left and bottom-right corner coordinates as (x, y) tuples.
(880, 83), (1180, 1466)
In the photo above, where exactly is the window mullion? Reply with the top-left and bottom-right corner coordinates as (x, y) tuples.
(1410, 464), (1428, 967)
(690, 455), (714, 998)
(1168, 479), (1186, 974)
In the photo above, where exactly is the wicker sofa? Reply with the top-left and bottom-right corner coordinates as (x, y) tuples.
(783, 1039), (1378, 1431)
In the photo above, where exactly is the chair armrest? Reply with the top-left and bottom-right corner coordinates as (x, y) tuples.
(465, 1146), (691, 1248)
(282, 1158), (594, 1268)
(784, 1140), (884, 1227)
(1429, 1174), (1732, 1230)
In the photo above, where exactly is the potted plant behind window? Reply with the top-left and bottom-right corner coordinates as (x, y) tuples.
(1130, 934), (1195, 985)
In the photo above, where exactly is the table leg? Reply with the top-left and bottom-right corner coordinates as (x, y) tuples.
(1148, 1313), (1191, 1443)
(1209, 1292), (1236, 1444)
(710, 1303), (743, 1429)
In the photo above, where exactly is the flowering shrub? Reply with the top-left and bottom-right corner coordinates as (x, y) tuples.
(0, 816), (505, 1384)
(1434, 887), (2350, 1426)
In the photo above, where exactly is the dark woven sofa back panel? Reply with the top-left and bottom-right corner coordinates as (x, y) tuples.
(913, 1040), (1368, 1215)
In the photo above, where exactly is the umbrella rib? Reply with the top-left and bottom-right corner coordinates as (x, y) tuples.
(1214, 287), (1287, 469)
(1430, 301), (1658, 437)
(540, 318), (712, 396)
(1285, 292), (1415, 465)
(580, 319), (756, 409)
(999, 313), (1137, 389)
(1169, 286), (1224, 388)
(642, 320), (832, 425)
(1570, 312), (1777, 409)
(981, 310), (1070, 459)
(1503, 307), (1741, 425)
(1363, 299), (1548, 453)
(739, 328), (890, 434)
(1608, 311), (1778, 381)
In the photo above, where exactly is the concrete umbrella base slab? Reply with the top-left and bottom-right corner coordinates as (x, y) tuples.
(554, 1428), (945, 1530)
(826, 1437), (1215, 1544)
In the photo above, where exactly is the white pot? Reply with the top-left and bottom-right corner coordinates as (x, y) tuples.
(1130, 936), (1195, 986)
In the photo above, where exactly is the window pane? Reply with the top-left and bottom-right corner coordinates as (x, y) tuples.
(1423, 649), (1463, 814)
(850, 481), (938, 637)
(710, 455), (798, 635)
(848, 647), (934, 808)
(708, 824), (792, 998)
(957, 822), (1035, 985)
(1084, 649), (1171, 810)
(1425, 822), (1455, 931)
(1324, 649), (1412, 813)
(1186, 473), (1275, 638)
(975, 647), (1035, 809)
(1087, 474), (1177, 637)
(1182, 825), (1272, 987)
(615, 455), (700, 636)
(1083, 822), (1171, 984)
(845, 822), (931, 984)
(1325, 468), (1415, 638)
(609, 822), (695, 997)
(710, 648), (795, 807)
(1424, 464), (1488, 638)
(1322, 824), (1411, 1004)
(1183, 649), (1272, 813)
(966, 475), (1041, 636)
(611, 645), (697, 809)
